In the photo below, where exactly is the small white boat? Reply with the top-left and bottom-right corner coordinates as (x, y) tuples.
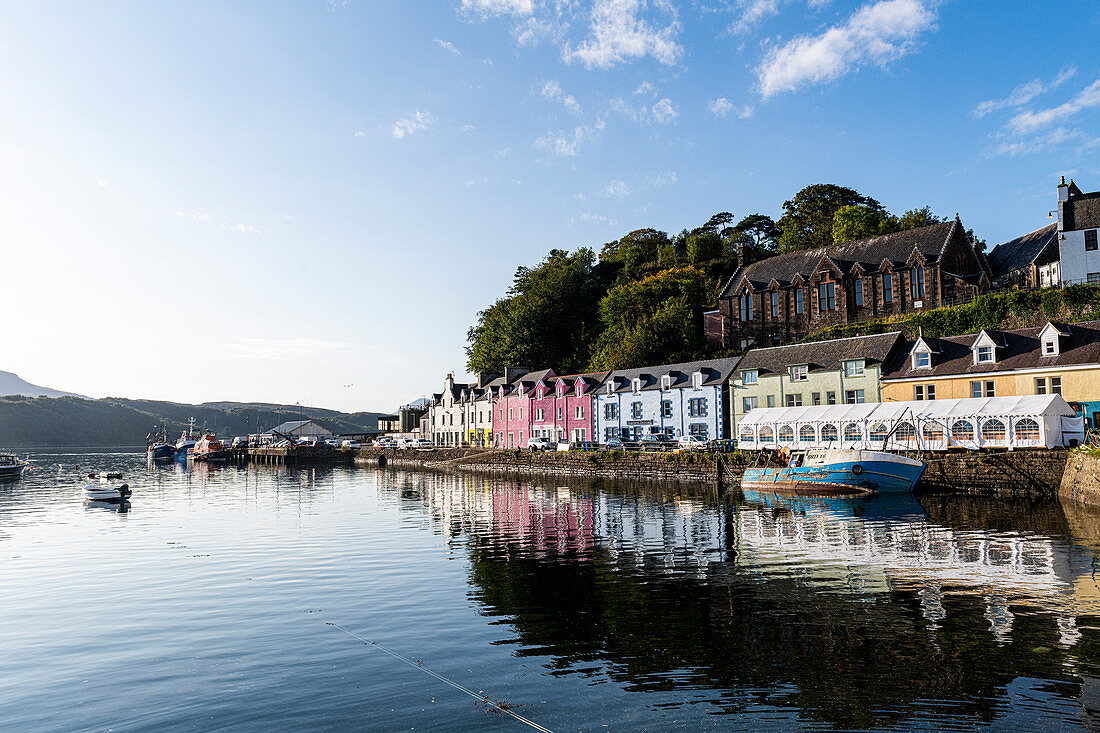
(0, 454), (30, 479)
(82, 483), (131, 503)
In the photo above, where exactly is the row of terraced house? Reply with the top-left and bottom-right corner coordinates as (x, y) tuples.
(420, 177), (1100, 448)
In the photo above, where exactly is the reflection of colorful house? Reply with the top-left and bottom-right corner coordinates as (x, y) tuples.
(528, 372), (610, 444)
(491, 486), (595, 555)
(494, 369), (555, 449)
(881, 320), (1100, 429)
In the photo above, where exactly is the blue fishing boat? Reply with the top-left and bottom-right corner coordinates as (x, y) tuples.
(741, 447), (925, 496)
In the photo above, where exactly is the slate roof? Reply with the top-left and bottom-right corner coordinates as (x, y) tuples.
(881, 320), (1100, 380)
(735, 332), (904, 376)
(551, 370), (612, 393)
(720, 221), (963, 296)
(1065, 188), (1100, 231)
(988, 223), (1059, 277)
(267, 419), (333, 435)
(512, 368), (557, 396)
(603, 357), (742, 394)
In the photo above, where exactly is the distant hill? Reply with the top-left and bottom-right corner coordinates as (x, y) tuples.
(0, 371), (84, 399)
(0, 395), (388, 448)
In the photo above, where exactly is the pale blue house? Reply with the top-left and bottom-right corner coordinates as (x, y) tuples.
(594, 357), (742, 443)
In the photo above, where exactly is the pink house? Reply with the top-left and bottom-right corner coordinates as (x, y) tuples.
(494, 368), (555, 449)
(529, 371), (610, 445)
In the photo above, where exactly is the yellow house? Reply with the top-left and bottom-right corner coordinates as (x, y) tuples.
(880, 320), (1100, 429)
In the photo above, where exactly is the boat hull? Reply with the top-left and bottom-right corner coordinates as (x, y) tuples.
(190, 450), (231, 463)
(147, 444), (176, 460)
(0, 464), (27, 478)
(741, 456), (925, 495)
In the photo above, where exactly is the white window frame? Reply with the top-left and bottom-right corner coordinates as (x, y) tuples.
(789, 365), (808, 382)
(742, 370), (758, 385)
(843, 360), (864, 377)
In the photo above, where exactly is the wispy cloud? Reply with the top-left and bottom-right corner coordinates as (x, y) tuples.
(646, 170), (677, 187)
(973, 67), (1076, 118)
(563, 0), (682, 69)
(707, 97), (754, 118)
(392, 109), (435, 139)
(569, 212), (619, 226)
(651, 97), (678, 124)
(172, 210), (213, 222)
(730, 0), (783, 35)
(536, 125), (591, 157)
(434, 38), (462, 56)
(602, 179), (630, 198)
(235, 224), (262, 235)
(539, 80), (583, 115)
(460, 0), (534, 18)
(1006, 78), (1100, 135)
(633, 80), (656, 96)
(757, 0), (937, 98)
(232, 337), (358, 360)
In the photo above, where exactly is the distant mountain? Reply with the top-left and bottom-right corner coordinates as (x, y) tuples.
(0, 371), (83, 399)
(0, 395), (389, 447)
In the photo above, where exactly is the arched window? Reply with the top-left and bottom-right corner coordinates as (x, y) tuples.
(896, 422), (916, 442)
(869, 423), (889, 442)
(844, 423), (862, 442)
(922, 423), (944, 441)
(799, 425), (816, 442)
(821, 424), (839, 442)
(778, 426), (795, 443)
(759, 426), (774, 442)
(981, 418), (1006, 441)
(1015, 418), (1040, 440)
(952, 420), (974, 442)
(739, 429), (755, 443)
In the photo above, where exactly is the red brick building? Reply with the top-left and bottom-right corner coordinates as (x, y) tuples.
(718, 219), (992, 350)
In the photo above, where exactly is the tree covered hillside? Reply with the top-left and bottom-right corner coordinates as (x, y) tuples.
(0, 396), (386, 447)
(466, 183), (950, 374)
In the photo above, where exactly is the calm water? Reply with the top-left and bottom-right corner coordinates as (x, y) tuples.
(3, 450), (1100, 731)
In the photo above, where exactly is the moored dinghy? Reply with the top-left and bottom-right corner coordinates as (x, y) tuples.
(741, 447), (925, 496)
(83, 483), (132, 503)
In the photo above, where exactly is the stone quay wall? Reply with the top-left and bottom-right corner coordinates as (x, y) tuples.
(1058, 451), (1100, 508)
(356, 446), (1082, 498)
(354, 447), (750, 487)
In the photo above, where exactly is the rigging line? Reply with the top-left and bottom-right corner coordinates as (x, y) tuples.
(307, 612), (555, 733)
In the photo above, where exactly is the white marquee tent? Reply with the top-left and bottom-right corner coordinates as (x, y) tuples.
(737, 395), (1083, 452)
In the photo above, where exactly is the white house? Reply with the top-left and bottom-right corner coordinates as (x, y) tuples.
(1056, 177), (1100, 285)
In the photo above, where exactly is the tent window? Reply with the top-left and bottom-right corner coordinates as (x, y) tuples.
(1015, 418), (1040, 440)
(778, 426), (795, 443)
(869, 423), (889, 442)
(951, 420), (974, 441)
(896, 422), (916, 441)
(739, 429), (754, 443)
(759, 426), (774, 441)
(844, 423), (862, 442)
(922, 423), (944, 441)
(981, 419), (1006, 441)
(821, 424), (838, 442)
(799, 426), (816, 442)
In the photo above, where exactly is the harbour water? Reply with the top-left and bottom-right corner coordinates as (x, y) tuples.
(3, 449), (1100, 731)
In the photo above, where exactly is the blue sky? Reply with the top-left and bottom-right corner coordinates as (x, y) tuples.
(1, 0), (1097, 412)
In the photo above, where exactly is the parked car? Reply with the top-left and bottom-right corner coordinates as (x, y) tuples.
(677, 435), (708, 450)
(411, 438), (434, 449)
(526, 436), (553, 452)
(372, 438), (397, 449)
(639, 433), (676, 449)
(340, 440), (362, 449)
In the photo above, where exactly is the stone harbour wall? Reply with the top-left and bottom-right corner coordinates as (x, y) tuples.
(917, 449), (1069, 498)
(1058, 451), (1100, 508)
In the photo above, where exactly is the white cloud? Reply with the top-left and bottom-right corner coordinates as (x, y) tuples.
(96, 179), (110, 188)
(434, 38), (462, 56)
(973, 67), (1076, 118)
(460, 0), (534, 18)
(172, 210), (213, 222)
(731, 0), (783, 35)
(540, 80), (583, 115)
(602, 179), (630, 198)
(535, 126), (589, 156)
(353, 130), (365, 138)
(633, 80), (656, 96)
(708, 97), (754, 118)
(461, 124), (477, 132)
(392, 109), (435, 139)
(651, 97), (678, 124)
(646, 171), (678, 187)
(235, 224), (262, 234)
(563, 0), (682, 69)
(994, 127), (1096, 157)
(570, 212), (619, 226)
(757, 0), (937, 98)
(232, 337), (357, 360)
(495, 147), (511, 158)
(1006, 78), (1100, 136)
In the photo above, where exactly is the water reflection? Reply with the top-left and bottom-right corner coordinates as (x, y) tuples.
(379, 470), (1100, 730)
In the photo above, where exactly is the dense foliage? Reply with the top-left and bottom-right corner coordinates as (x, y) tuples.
(804, 284), (1100, 342)
(0, 396), (385, 447)
(465, 183), (953, 374)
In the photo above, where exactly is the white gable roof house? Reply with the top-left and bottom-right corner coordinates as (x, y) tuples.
(737, 395), (1082, 452)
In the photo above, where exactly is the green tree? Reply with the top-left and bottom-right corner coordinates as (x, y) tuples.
(466, 249), (607, 374)
(598, 228), (670, 277)
(894, 206), (944, 231)
(589, 267), (710, 370)
(832, 204), (888, 244)
(776, 184), (884, 253)
(686, 230), (722, 264)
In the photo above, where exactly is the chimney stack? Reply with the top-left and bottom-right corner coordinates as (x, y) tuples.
(1057, 175), (1069, 231)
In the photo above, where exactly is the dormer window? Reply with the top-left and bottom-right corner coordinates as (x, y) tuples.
(575, 381), (584, 397)
(661, 375), (671, 390)
(605, 381), (615, 395)
(1043, 338), (1057, 356)
(692, 372), (703, 389)
(632, 377), (642, 393)
(742, 369), (758, 385)
(843, 360), (864, 377)
(913, 351), (931, 369)
(1039, 322), (1066, 357)
(976, 346), (994, 363)
(789, 365), (808, 382)
(971, 331), (1000, 365)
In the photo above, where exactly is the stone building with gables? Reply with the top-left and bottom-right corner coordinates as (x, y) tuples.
(717, 218), (992, 350)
